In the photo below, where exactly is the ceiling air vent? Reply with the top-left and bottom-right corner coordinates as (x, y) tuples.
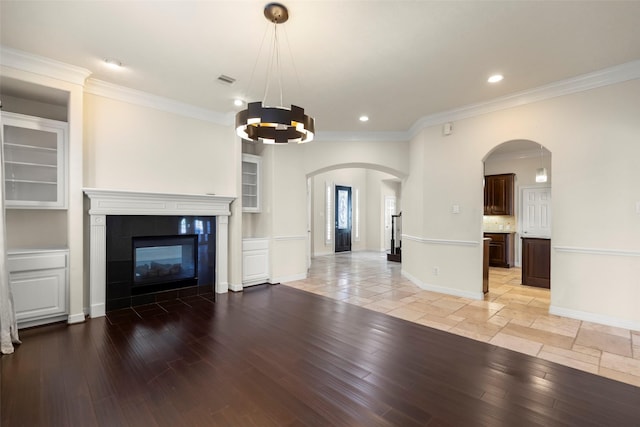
(217, 74), (236, 85)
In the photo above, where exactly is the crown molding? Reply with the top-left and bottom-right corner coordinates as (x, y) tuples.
(313, 60), (640, 143)
(315, 130), (409, 143)
(3, 47), (639, 138)
(84, 79), (234, 126)
(408, 60), (640, 139)
(0, 46), (92, 85)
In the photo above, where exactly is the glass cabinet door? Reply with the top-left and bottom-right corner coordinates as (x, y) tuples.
(242, 153), (261, 212)
(2, 112), (67, 208)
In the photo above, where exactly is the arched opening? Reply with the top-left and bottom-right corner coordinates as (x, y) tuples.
(306, 163), (405, 263)
(482, 139), (552, 300)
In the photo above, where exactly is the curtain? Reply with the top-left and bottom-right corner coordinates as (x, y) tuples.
(0, 111), (21, 354)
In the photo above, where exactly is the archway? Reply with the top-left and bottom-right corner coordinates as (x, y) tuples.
(482, 139), (552, 296)
(306, 163), (405, 263)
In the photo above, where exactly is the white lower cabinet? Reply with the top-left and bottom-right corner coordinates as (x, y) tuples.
(8, 249), (69, 328)
(242, 238), (269, 287)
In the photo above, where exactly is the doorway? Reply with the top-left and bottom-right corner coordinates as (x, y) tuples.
(482, 139), (552, 295)
(335, 185), (352, 252)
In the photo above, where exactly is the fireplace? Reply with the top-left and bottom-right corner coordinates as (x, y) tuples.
(133, 235), (198, 289)
(84, 188), (235, 318)
(106, 215), (215, 311)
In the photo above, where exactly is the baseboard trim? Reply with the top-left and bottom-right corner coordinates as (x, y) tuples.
(18, 314), (68, 330)
(90, 303), (106, 318)
(67, 312), (86, 324)
(228, 283), (243, 292)
(272, 272), (308, 284)
(549, 305), (640, 331)
(401, 270), (484, 300)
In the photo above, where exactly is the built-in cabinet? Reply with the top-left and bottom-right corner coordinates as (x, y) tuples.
(242, 238), (269, 286)
(484, 232), (515, 268)
(242, 153), (261, 212)
(484, 173), (515, 215)
(2, 112), (68, 209)
(521, 237), (551, 289)
(8, 249), (69, 328)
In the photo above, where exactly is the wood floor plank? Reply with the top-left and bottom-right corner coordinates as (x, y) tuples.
(3, 285), (640, 426)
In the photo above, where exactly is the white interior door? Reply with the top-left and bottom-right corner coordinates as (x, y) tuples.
(522, 187), (551, 237)
(384, 196), (396, 251)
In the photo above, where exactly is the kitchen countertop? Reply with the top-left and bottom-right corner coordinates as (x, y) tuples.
(483, 230), (516, 234)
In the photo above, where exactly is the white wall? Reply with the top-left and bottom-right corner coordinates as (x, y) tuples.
(403, 79), (640, 329)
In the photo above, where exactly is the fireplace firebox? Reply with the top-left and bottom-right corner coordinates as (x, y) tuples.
(106, 215), (216, 311)
(133, 235), (198, 289)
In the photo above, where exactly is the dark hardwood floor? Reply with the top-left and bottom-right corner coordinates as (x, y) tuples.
(2, 284), (640, 426)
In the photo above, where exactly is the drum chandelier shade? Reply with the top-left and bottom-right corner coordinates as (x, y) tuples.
(235, 3), (315, 144)
(236, 102), (315, 144)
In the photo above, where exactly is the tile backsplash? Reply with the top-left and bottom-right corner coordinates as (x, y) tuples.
(483, 215), (516, 232)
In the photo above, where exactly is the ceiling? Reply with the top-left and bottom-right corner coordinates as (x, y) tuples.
(1, 1), (640, 135)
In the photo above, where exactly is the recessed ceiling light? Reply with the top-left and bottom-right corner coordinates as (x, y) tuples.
(359, 115), (369, 122)
(488, 74), (504, 83)
(234, 99), (244, 107)
(104, 58), (123, 70)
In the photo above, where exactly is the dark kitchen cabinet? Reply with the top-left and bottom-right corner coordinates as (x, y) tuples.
(484, 173), (515, 215)
(521, 237), (551, 289)
(484, 232), (514, 268)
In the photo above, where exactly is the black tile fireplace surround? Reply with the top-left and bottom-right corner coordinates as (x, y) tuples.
(106, 215), (216, 311)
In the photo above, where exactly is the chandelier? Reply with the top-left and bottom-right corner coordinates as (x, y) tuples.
(235, 3), (315, 144)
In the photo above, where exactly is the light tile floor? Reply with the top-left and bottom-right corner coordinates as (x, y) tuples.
(283, 251), (640, 388)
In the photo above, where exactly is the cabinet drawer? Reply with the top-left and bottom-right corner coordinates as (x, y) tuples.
(484, 233), (506, 243)
(8, 252), (67, 272)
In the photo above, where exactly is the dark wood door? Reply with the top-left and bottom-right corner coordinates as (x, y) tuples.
(334, 185), (352, 253)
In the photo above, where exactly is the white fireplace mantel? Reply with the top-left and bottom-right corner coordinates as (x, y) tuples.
(83, 188), (235, 318)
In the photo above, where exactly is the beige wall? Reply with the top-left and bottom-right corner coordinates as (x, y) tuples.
(403, 79), (640, 328)
(83, 94), (236, 195)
